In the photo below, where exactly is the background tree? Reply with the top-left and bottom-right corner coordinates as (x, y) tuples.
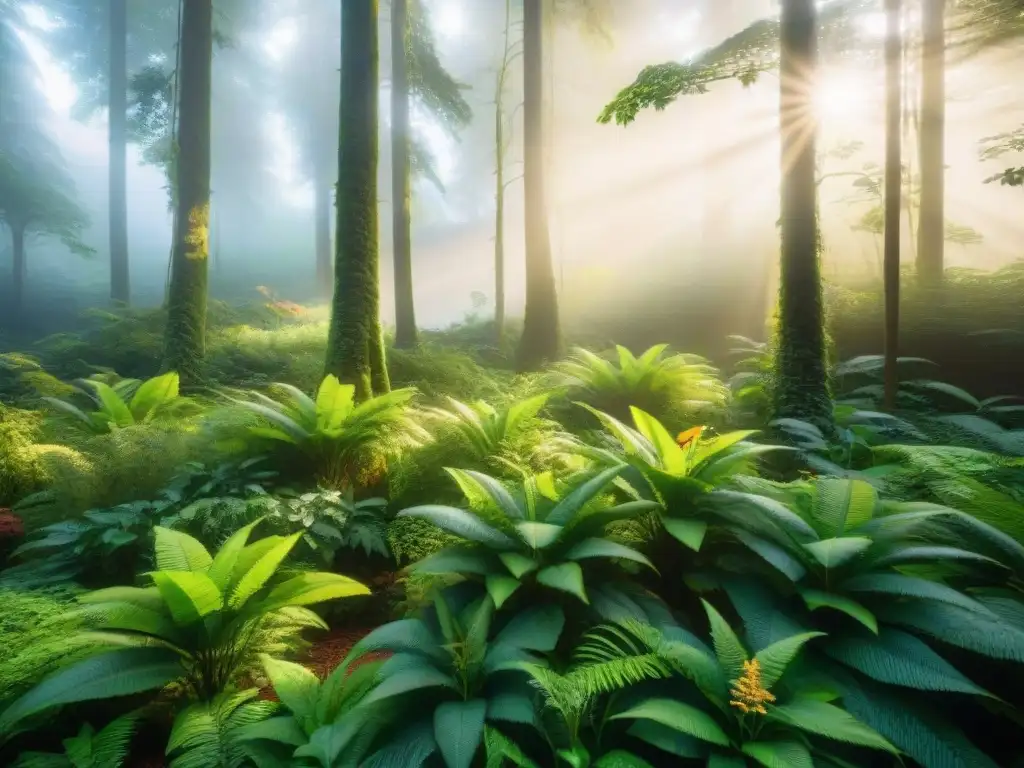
(163, 0), (213, 386)
(883, 0), (904, 409)
(492, 0), (520, 345)
(774, 0), (832, 429)
(917, 0), (946, 286)
(325, 0), (383, 400)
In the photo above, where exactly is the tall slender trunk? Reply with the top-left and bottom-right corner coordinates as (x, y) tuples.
(515, 0), (561, 372)
(109, 0), (130, 305)
(314, 171), (332, 294)
(493, 0), (513, 346)
(883, 0), (903, 410)
(325, 0), (383, 401)
(773, 0), (832, 430)
(11, 226), (25, 314)
(391, 0), (416, 348)
(917, 0), (945, 286)
(162, 0), (213, 388)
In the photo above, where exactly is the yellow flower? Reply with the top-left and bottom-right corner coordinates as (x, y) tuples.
(729, 659), (776, 716)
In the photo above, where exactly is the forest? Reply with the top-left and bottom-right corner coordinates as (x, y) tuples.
(0, 0), (1023, 766)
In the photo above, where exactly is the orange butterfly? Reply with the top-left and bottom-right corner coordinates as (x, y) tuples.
(676, 426), (705, 450)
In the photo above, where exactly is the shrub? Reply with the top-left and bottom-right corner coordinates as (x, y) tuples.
(39, 372), (184, 435)
(0, 522), (371, 734)
(0, 406), (46, 507)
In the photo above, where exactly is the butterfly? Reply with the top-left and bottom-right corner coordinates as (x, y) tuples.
(676, 426), (705, 450)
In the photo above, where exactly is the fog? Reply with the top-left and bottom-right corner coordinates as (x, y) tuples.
(4, 0), (1023, 349)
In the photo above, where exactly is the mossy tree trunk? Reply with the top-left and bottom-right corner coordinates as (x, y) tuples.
(325, 0), (389, 400)
(883, 0), (903, 410)
(773, 0), (832, 430)
(916, 0), (945, 287)
(162, 0), (212, 389)
(515, 0), (561, 373)
(108, 0), (130, 305)
(391, 0), (417, 349)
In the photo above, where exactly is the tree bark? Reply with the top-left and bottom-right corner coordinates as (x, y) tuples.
(493, 0), (513, 347)
(11, 226), (25, 314)
(314, 171), (332, 295)
(917, 0), (945, 287)
(162, 0), (213, 388)
(515, 0), (561, 372)
(391, 0), (417, 348)
(109, 0), (129, 306)
(883, 0), (903, 410)
(325, 0), (382, 401)
(773, 0), (832, 430)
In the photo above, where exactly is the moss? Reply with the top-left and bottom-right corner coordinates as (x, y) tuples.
(0, 406), (47, 507)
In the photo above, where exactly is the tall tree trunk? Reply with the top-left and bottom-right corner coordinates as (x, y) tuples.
(515, 0), (561, 373)
(391, 0), (416, 348)
(773, 0), (832, 429)
(493, 0), (513, 346)
(314, 171), (332, 295)
(162, 0), (212, 388)
(11, 226), (25, 314)
(917, 0), (945, 286)
(108, 0), (130, 305)
(325, 0), (384, 401)
(883, 0), (903, 410)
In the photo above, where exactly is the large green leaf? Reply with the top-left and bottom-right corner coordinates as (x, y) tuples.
(434, 699), (486, 768)
(149, 571), (224, 625)
(498, 552), (539, 579)
(362, 665), (456, 706)
(803, 537), (872, 569)
(348, 619), (448, 665)
(753, 631), (826, 689)
(545, 465), (627, 527)
(485, 575), (521, 609)
(315, 375), (355, 431)
(662, 517), (707, 552)
(564, 538), (655, 570)
(259, 571), (370, 613)
(812, 478), (876, 537)
(768, 698), (896, 753)
(259, 655), (319, 733)
(627, 720), (706, 758)
(153, 527), (213, 573)
(86, 380), (135, 427)
(447, 469), (525, 522)
(841, 574), (996, 615)
(516, 521), (562, 549)
(206, 519), (262, 590)
(732, 530), (805, 581)
(413, 547), (499, 576)
(536, 562), (588, 603)
(398, 506), (518, 548)
(799, 589), (877, 634)
(629, 407), (687, 474)
(701, 599), (747, 683)
(874, 601), (1024, 662)
(129, 372), (179, 422)
(741, 740), (813, 768)
(492, 604), (565, 652)
(609, 698), (729, 747)
(0, 648), (181, 732)
(229, 532), (303, 609)
(824, 629), (992, 696)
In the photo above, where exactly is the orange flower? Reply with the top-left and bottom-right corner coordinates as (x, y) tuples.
(676, 426), (705, 450)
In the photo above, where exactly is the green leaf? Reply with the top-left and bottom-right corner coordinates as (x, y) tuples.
(536, 562), (588, 603)
(315, 375), (355, 431)
(707, 755), (746, 768)
(259, 571), (370, 613)
(741, 740), (813, 768)
(662, 517), (707, 551)
(825, 629), (992, 696)
(259, 655), (320, 732)
(153, 527), (212, 572)
(629, 407), (687, 474)
(803, 537), (872, 569)
(754, 631), (827, 689)
(498, 551), (538, 578)
(413, 547), (498, 576)
(206, 519), (262, 589)
(493, 604), (565, 652)
(448, 468), (525, 522)
(799, 589), (877, 634)
(732, 530), (805, 581)
(768, 698), (897, 753)
(229, 532), (303, 609)
(701, 599), (747, 683)
(397, 505), (518, 548)
(545, 465), (627, 527)
(149, 571), (224, 624)
(85, 380), (135, 427)
(593, 751), (656, 768)
(627, 720), (706, 758)
(564, 538), (656, 570)
(0, 648), (181, 733)
(129, 372), (179, 421)
(515, 521), (562, 549)
(485, 574), (521, 609)
(433, 699), (486, 768)
(811, 478), (876, 536)
(875, 600), (1024, 662)
(841, 573), (996, 616)
(362, 665), (456, 706)
(610, 698), (729, 747)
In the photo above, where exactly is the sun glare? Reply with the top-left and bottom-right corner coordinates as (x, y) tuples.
(433, 2), (465, 40)
(814, 72), (871, 122)
(263, 18), (298, 63)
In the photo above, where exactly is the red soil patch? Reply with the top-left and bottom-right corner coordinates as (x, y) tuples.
(0, 509), (24, 538)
